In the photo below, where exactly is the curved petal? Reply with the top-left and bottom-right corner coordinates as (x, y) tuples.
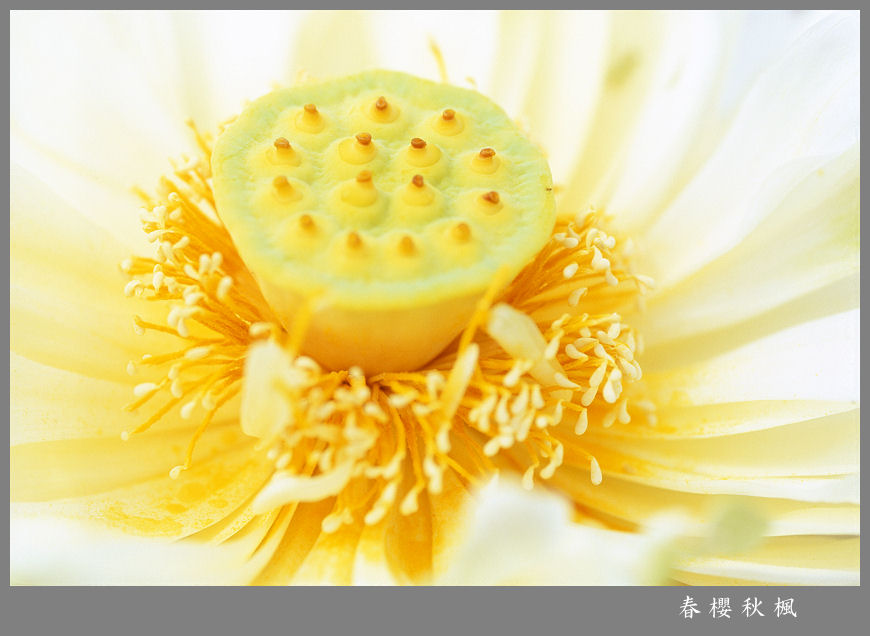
(639, 144), (858, 351)
(642, 310), (859, 404)
(10, 12), (192, 244)
(486, 11), (608, 184)
(674, 535), (860, 585)
(10, 517), (254, 585)
(636, 12), (859, 289)
(11, 164), (174, 382)
(606, 11), (833, 232)
(12, 439), (273, 539)
(550, 470), (859, 537)
(572, 408), (859, 502)
(11, 419), (258, 501)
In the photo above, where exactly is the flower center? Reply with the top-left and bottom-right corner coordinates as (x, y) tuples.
(121, 82), (653, 542)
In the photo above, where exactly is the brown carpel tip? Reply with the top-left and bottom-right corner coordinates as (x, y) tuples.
(412, 174), (425, 188)
(355, 132), (372, 146)
(482, 190), (500, 204)
(452, 222), (471, 242)
(399, 235), (416, 255)
(273, 175), (290, 189)
(375, 96), (388, 111)
(347, 232), (363, 249)
(304, 103), (318, 114)
(356, 170), (373, 183)
(410, 137), (427, 149)
(274, 137), (291, 150)
(479, 147), (496, 159)
(442, 108), (455, 121)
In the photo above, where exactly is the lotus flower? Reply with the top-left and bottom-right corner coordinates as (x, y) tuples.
(10, 10), (859, 585)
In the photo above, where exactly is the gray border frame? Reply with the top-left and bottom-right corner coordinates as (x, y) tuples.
(4, 5), (864, 636)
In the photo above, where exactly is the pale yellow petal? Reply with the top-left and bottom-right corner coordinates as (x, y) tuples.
(642, 310), (859, 404)
(674, 535), (860, 585)
(550, 470), (859, 538)
(583, 407), (857, 482)
(11, 516), (253, 585)
(637, 13), (858, 289)
(291, 10), (376, 80)
(11, 420), (252, 502)
(11, 165), (170, 382)
(13, 440), (273, 539)
(639, 144), (858, 351)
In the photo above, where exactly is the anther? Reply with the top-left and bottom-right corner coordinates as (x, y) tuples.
(482, 191), (500, 204)
(442, 108), (455, 120)
(375, 96), (388, 111)
(299, 214), (315, 231)
(274, 175), (290, 189)
(355, 132), (372, 146)
(274, 137), (291, 150)
(356, 170), (373, 183)
(304, 103), (318, 114)
(451, 222), (471, 242)
(410, 137), (427, 149)
(479, 148), (496, 159)
(412, 174), (425, 188)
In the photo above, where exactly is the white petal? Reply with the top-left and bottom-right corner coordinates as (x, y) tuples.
(11, 419), (250, 502)
(13, 440), (273, 540)
(608, 11), (834, 231)
(594, 407), (858, 478)
(643, 309), (859, 404)
(486, 11), (608, 184)
(639, 144), (858, 351)
(240, 341), (292, 441)
(10, 516), (257, 585)
(366, 11), (500, 87)
(291, 10), (378, 80)
(10, 12), (191, 244)
(558, 11), (673, 213)
(436, 478), (663, 584)
(637, 13), (859, 288)
(11, 165), (172, 382)
(550, 469), (859, 537)
(675, 535), (859, 585)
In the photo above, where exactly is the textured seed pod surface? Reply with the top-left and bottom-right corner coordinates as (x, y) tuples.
(213, 70), (556, 372)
